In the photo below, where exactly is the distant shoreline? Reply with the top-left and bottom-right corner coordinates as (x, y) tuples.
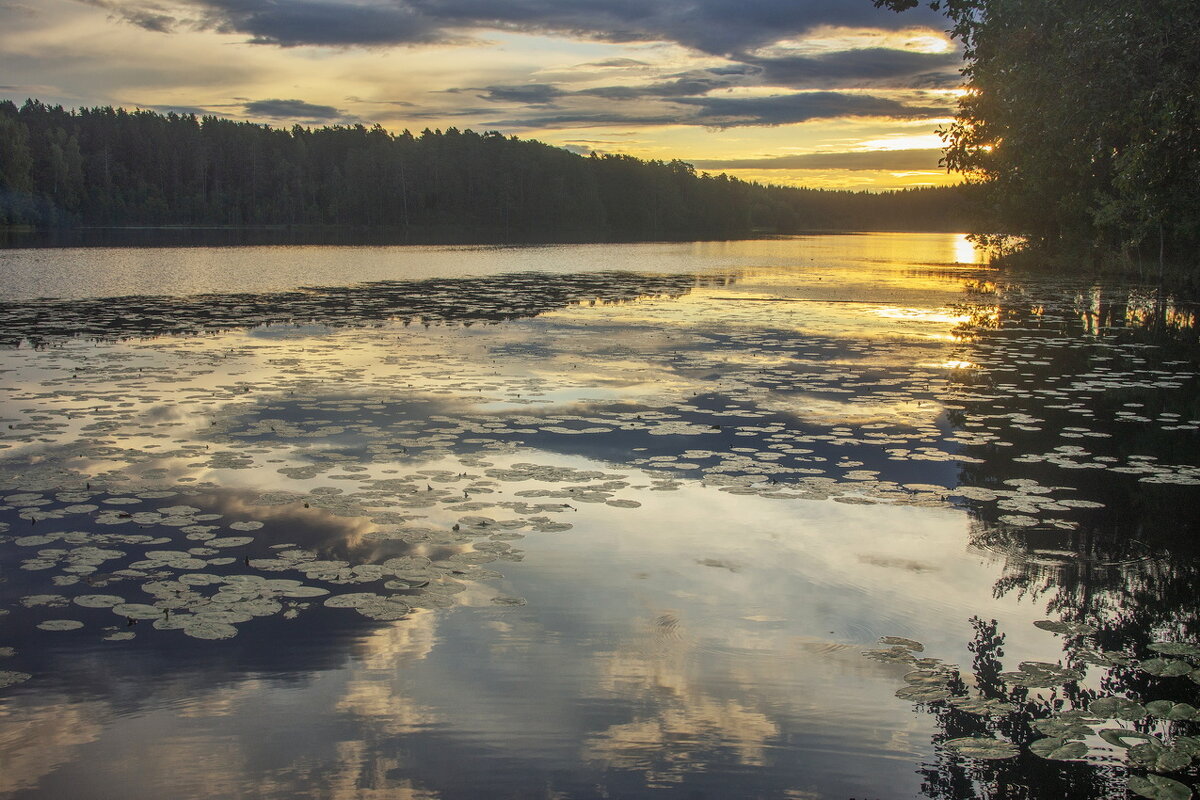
(0, 224), (967, 249)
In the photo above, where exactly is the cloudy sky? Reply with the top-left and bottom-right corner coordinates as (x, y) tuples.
(0, 0), (965, 189)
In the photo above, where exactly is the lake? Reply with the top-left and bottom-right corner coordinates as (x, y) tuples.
(1, 233), (1199, 800)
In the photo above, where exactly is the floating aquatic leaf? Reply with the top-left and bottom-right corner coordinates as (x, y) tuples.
(942, 736), (1019, 760)
(1128, 775), (1192, 800)
(896, 684), (953, 702)
(1146, 701), (1199, 721)
(104, 631), (136, 641)
(278, 586), (329, 598)
(1148, 642), (1200, 658)
(1129, 742), (1170, 767)
(999, 661), (1083, 688)
(863, 647), (918, 664)
(73, 594), (125, 608)
(1033, 619), (1097, 636)
(205, 536), (255, 548)
(1033, 717), (1094, 739)
(37, 619), (84, 631)
(1146, 747), (1192, 774)
(1140, 658), (1194, 677)
(0, 670), (33, 688)
(21, 594), (68, 608)
(903, 669), (952, 687)
(880, 636), (924, 652)
(182, 620), (238, 640)
(1099, 728), (1156, 749)
(1029, 737), (1088, 761)
(111, 603), (164, 620)
(490, 596), (527, 606)
(1090, 696), (1147, 720)
(1175, 737), (1200, 756)
(1169, 703), (1200, 721)
(948, 695), (1015, 716)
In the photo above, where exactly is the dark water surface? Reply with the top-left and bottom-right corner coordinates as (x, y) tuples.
(1, 234), (1199, 799)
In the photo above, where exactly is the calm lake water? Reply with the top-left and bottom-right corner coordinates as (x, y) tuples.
(1, 233), (1199, 799)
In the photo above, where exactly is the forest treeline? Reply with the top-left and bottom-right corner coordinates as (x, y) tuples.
(878, 0), (1200, 263)
(0, 99), (967, 239)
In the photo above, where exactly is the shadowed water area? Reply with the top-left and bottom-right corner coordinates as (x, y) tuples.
(1, 233), (1199, 799)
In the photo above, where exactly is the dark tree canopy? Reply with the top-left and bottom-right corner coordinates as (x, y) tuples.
(0, 99), (968, 239)
(877, 0), (1200, 260)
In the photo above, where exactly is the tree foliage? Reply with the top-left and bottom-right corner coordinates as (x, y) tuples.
(876, 0), (1200, 257)
(0, 99), (968, 238)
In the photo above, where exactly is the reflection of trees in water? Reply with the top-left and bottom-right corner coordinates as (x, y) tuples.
(915, 618), (1200, 800)
(916, 277), (1200, 798)
(948, 275), (1200, 579)
(0, 271), (720, 347)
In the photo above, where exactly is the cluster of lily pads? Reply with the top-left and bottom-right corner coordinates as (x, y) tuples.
(0, 272), (701, 347)
(866, 623), (1200, 799)
(2, 471), (634, 682)
(2, 265), (1196, 560)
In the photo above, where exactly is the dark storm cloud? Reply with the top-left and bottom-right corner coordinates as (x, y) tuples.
(579, 77), (738, 100)
(691, 148), (945, 171)
(243, 98), (341, 119)
(194, 0), (447, 47)
(113, 0), (946, 53)
(479, 84), (564, 105)
(402, 0), (948, 55)
(675, 91), (949, 127)
(480, 66), (756, 103)
(485, 111), (686, 129)
(487, 92), (947, 129)
(747, 48), (961, 89)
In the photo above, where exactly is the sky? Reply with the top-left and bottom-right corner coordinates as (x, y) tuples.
(0, 0), (966, 190)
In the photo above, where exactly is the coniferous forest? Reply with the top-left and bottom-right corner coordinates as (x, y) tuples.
(0, 99), (968, 240)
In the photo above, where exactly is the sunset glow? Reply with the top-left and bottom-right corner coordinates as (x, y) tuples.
(0, 0), (966, 190)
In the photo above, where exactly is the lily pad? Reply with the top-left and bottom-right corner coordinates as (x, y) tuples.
(1144, 746), (1192, 774)
(0, 670), (32, 688)
(948, 695), (1015, 716)
(999, 661), (1083, 688)
(1090, 696), (1148, 720)
(1140, 658), (1194, 677)
(1128, 774), (1192, 800)
(896, 684), (953, 702)
(182, 620), (239, 640)
(1033, 619), (1097, 636)
(1099, 728), (1156, 749)
(1146, 701), (1199, 721)
(37, 619), (84, 631)
(1029, 737), (1088, 761)
(862, 647), (918, 664)
(73, 594), (125, 608)
(942, 736), (1019, 760)
(112, 603), (165, 620)
(879, 636), (924, 652)
(1148, 642), (1200, 658)
(1033, 715), (1095, 739)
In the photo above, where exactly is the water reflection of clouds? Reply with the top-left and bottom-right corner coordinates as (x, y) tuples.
(5, 235), (1200, 798)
